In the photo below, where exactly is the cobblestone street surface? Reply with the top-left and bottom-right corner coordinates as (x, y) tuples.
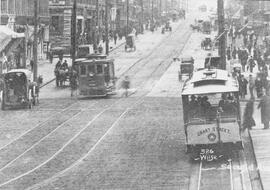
(1, 1), (269, 189)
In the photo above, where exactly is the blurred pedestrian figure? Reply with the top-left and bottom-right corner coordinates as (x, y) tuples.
(113, 32), (117, 45)
(121, 76), (130, 97)
(253, 49), (258, 61)
(30, 59), (34, 71)
(239, 75), (248, 99)
(242, 49), (249, 72)
(247, 56), (256, 73)
(249, 74), (255, 99)
(237, 47), (242, 60)
(56, 58), (62, 69)
(232, 47), (237, 59)
(61, 60), (68, 70)
(98, 44), (103, 54)
(255, 76), (264, 98)
(58, 53), (63, 61)
(258, 90), (270, 129)
(242, 99), (255, 131)
(48, 50), (53, 64)
(226, 47), (231, 60)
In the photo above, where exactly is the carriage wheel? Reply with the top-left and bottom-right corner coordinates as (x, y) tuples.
(1, 94), (5, 111)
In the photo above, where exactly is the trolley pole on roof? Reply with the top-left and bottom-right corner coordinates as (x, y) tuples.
(105, 0), (109, 55)
(217, 0), (226, 70)
(33, 0), (38, 82)
(71, 0), (77, 68)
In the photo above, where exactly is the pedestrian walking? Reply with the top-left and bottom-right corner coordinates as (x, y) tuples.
(121, 76), (130, 97)
(226, 47), (231, 60)
(248, 74), (255, 99)
(239, 75), (248, 99)
(242, 49), (249, 72)
(237, 47), (242, 59)
(242, 99), (256, 131)
(247, 56), (256, 73)
(48, 51), (53, 64)
(255, 76), (264, 98)
(30, 59), (34, 71)
(258, 90), (270, 129)
(232, 47), (237, 59)
(113, 32), (117, 45)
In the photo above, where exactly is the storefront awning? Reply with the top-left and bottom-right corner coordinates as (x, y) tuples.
(0, 26), (25, 52)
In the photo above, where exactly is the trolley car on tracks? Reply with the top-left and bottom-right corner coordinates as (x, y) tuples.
(75, 55), (116, 97)
(181, 68), (242, 158)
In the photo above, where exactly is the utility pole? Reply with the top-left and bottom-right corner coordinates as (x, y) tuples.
(159, 0), (162, 18)
(105, 0), (109, 55)
(71, 0), (77, 68)
(141, 0), (144, 33)
(126, 0), (129, 37)
(218, 0), (226, 70)
(94, 0), (99, 50)
(151, 0), (154, 24)
(33, 0), (38, 82)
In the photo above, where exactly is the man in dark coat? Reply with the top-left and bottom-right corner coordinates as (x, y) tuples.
(258, 90), (270, 129)
(239, 75), (248, 99)
(232, 47), (237, 59)
(226, 47), (231, 60)
(248, 56), (256, 73)
(243, 99), (255, 131)
(255, 76), (264, 98)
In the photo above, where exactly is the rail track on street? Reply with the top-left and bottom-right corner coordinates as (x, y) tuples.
(189, 139), (263, 190)
(0, 18), (193, 189)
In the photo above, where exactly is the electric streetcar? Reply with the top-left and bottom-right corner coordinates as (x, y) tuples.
(75, 54), (116, 97)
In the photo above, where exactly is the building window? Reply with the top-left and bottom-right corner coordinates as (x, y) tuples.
(1, 0), (7, 13)
(51, 16), (61, 33)
(80, 65), (86, 75)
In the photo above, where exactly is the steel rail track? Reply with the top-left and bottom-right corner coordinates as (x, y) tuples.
(0, 98), (125, 188)
(0, 20), (192, 189)
(22, 22), (193, 190)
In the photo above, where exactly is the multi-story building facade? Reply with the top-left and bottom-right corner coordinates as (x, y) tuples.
(0, 0), (50, 68)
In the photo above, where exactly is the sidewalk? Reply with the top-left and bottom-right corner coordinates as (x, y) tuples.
(247, 100), (270, 189)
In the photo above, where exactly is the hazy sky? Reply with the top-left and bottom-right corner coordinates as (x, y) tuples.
(188, 0), (218, 11)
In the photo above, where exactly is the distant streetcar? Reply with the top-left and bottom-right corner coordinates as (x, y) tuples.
(181, 69), (242, 157)
(75, 54), (116, 97)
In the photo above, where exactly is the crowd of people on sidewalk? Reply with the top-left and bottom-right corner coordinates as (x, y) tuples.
(228, 30), (270, 130)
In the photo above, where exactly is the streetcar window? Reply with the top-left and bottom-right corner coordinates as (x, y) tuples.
(186, 93), (239, 125)
(80, 65), (86, 75)
(88, 65), (95, 73)
(96, 65), (103, 74)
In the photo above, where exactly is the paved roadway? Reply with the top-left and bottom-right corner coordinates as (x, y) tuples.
(0, 17), (194, 190)
(0, 13), (263, 190)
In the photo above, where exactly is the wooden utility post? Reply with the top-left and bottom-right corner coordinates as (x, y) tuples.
(33, 0), (38, 82)
(94, 0), (99, 50)
(126, 0), (129, 37)
(71, 0), (77, 68)
(151, 0), (154, 24)
(141, 0), (144, 33)
(218, 0), (226, 70)
(105, 0), (109, 55)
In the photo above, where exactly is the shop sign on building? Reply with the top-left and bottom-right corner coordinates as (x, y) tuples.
(49, 0), (66, 6)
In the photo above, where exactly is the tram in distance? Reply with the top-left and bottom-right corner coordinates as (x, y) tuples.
(181, 68), (242, 155)
(75, 54), (116, 97)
